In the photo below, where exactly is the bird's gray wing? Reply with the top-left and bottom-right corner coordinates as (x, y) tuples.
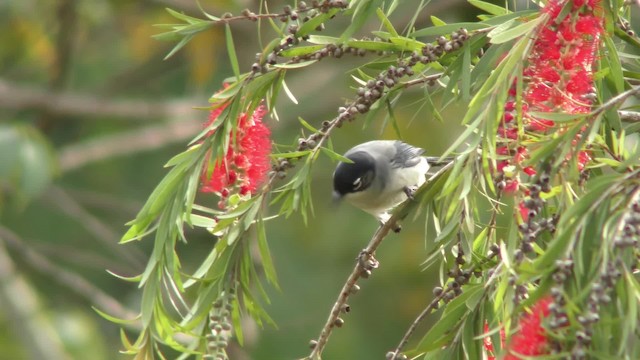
(390, 141), (425, 168)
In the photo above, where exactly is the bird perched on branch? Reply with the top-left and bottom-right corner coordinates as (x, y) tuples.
(332, 140), (449, 229)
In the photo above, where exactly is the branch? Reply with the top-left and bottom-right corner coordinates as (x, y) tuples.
(619, 110), (640, 122)
(0, 226), (138, 322)
(0, 79), (198, 122)
(0, 235), (71, 360)
(304, 161), (455, 359)
(58, 119), (203, 172)
(594, 86), (640, 116)
(43, 186), (146, 273)
(388, 243), (500, 360)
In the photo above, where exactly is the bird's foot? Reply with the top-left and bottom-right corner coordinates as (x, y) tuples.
(403, 185), (418, 200)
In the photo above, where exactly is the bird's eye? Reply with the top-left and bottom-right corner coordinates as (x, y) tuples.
(353, 177), (362, 190)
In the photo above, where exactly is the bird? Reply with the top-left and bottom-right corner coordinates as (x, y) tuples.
(332, 140), (446, 227)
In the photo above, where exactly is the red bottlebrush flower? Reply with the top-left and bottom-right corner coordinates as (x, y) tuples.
(577, 150), (591, 171)
(504, 179), (519, 194)
(519, 202), (529, 222)
(504, 101), (515, 112)
(484, 322), (507, 360)
(514, 147), (528, 163)
(200, 98), (272, 200)
(504, 112), (515, 123)
(504, 297), (552, 359)
(238, 106), (272, 193)
(496, 0), (603, 202)
(497, 160), (510, 173)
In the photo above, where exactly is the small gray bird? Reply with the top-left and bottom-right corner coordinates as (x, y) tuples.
(333, 140), (444, 225)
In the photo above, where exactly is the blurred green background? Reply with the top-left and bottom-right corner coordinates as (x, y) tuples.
(2, 1), (638, 359)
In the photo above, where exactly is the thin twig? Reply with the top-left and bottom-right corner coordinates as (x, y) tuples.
(43, 186), (146, 272)
(388, 289), (453, 360)
(593, 86), (640, 116)
(401, 73), (444, 88)
(619, 110), (640, 122)
(388, 158), (500, 359)
(387, 250), (499, 360)
(305, 161), (455, 359)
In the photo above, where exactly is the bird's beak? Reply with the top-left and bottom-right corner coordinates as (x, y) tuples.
(332, 191), (343, 206)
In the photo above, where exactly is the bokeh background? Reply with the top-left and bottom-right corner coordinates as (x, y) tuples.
(1, 1), (638, 359)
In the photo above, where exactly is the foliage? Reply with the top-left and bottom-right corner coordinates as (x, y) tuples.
(111, 0), (640, 359)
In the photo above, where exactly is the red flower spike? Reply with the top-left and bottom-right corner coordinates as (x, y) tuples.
(518, 201), (529, 222)
(495, 0), (602, 209)
(505, 101), (515, 111)
(484, 322), (496, 360)
(200, 92), (272, 197)
(504, 112), (514, 123)
(504, 180), (519, 194)
(497, 146), (510, 156)
(484, 322), (507, 360)
(497, 160), (510, 173)
(577, 151), (591, 171)
(515, 147), (528, 163)
(504, 297), (553, 359)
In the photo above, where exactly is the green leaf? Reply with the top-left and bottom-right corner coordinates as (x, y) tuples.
(387, 36), (424, 51)
(340, 0), (382, 41)
(461, 43), (471, 100)
(106, 270), (142, 282)
(298, 117), (319, 132)
(320, 147), (352, 163)
(256, 219), (279, 288)
(468, 0), (509, 15)
(415, 284), (483, 352)
(164, 145), (200, 168)
(604, 35), (624, 94)
(279, 45), (326, 57)
(242, 198), (262, 230)
(431, 15), (447, 26)
(225, 24), (240, 79)
(306, 35), (341, 44)
(345, 40), (403, 51)
(189, 214), (217, 228)
(140, 267), (159, 326)
(298, 9), (341, 37)
(270, 150), (312, 159)
(272, 60), (318, 69)
(411, 22), (491, 38)
(376, 7), (399, 37)
(488, 16), (544, 44)
(93, 307), (140, 325)
(526, 112), (591, 122)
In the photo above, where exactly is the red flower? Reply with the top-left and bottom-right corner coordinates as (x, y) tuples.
(495, 0), (602, 202)
(200, 97), (272, 205)
(504, 297), (552, 359)
(484, 322), (506, 360)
